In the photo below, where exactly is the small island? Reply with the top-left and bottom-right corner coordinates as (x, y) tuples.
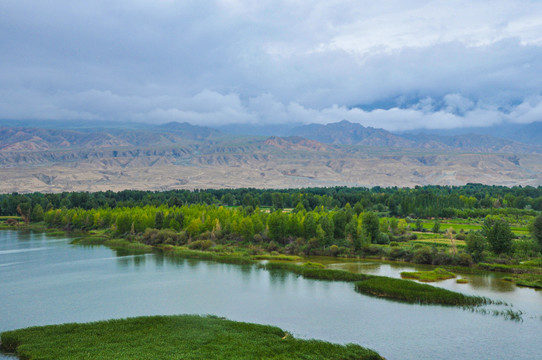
(1, 315), (382, 360)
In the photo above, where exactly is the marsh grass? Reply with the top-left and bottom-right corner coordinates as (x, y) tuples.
(260, 262), (488, 307)
(104, 239), (154, 253)
(354, 277), (490, 306)
(503, 274), (542, 289)
(0, 315), (383, 360)
(160, 245), (256, 265)
(260, 262), (372, 282)
(252, 254), (302, 261)
(400, 268), (456, 282)
(70, 236), (108, 246)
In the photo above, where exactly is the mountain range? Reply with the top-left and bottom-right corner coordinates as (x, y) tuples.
(1, 119), (541, 192)
(1, 120), (541, 154)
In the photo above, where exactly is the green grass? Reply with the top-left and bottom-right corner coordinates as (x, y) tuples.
(104, 239), (154, 253)
(456, 278), (469, 284)
(260, 262), (372, 282)
(0, 315), (382, 360)
(159, 245), (256, 265)
(400, 268), (456, 282)
(503, 274), (542, 289)
(410, 238), (466, 247)
(252, 254), (302, 261)
(354, 277), (490, 306)
(70, 236), (108, 246)
(260, 262), (489, 307)
(478, 263), (542, 274)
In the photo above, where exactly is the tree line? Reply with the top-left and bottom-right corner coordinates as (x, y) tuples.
(3, 183), (542, 219)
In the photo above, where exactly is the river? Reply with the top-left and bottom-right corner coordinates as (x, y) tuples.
(1, 230), (541, 360)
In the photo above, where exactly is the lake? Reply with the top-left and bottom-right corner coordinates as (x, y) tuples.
(1, 230), (541, 360)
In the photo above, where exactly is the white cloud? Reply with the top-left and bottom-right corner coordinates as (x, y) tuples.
(1, 1), (542, 129)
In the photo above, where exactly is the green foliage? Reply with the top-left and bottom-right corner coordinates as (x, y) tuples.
(531, 215), (542, 248)
(141, 228), (187, 246)
(0, 315), (382, 360)
(362, 212), (380, 243)
(154, 211), (164, 229)
(187, 239), (215, 251)
(354, 277), (489, 306)
(31, 204), (44, 222)
(400, 268), (456, 282)
(267, 210), (287, 244)
(466, 232), (487, 262)
(432, 221), (441, 234)
(484, 218), (514, 255)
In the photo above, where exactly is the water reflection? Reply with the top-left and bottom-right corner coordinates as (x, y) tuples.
(327, 260), (527, 298)
(115, 254), (148, 269)
(2, 230), (542, 360)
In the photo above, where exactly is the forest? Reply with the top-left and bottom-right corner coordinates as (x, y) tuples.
(3, 185), (542, 276)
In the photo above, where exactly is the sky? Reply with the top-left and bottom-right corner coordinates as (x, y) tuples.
(1, 0), (542, 131)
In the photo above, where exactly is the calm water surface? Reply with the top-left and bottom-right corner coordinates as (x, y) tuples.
(1, 230), (541, 360)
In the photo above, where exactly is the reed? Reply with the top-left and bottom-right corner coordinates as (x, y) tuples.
(0, 315), (383, 360)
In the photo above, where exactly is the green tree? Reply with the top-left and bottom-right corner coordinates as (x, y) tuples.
(466, 232), (486, 262)
(31, 204), (44, 222)
(16, 202), (31, 224)
(484, 218), (513, 255)
(155, 211), (164, 229)
(116, 213), (132, 234)
(361, 212), (380, 243)
(333, 210), (347, 240)
(531, 215), (542, 249)
(239, 217), (254, 241)
(303, 213), (317, 239)
(318, 215), (334, 247)
(353, 202), (363, 216)
(432, 221), (440, 234)
(267, 211), (286, 244)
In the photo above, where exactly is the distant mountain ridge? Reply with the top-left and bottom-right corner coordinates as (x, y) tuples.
(289, 120), (541, 154)
(290, 120), (414, 147)
(0, 122), (220, 151)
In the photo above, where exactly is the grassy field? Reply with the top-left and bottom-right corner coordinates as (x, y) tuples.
(0, 315), (382, 360)
(354, 277), (490, 306)
(261, 262), (489, 307)
(400, 268), (456, 282)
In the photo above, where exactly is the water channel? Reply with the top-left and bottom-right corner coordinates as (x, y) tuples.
(1, 230), (541, 360)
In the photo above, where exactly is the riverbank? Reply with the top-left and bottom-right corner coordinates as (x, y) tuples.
(5, 223), (542, 292)
(0, 315), (382, 360)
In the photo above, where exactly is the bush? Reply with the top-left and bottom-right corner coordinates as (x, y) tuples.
(413, 246), (433, 264)
(389, 247), (407, 260)
(376, 233), (390, 245)
(458, 252), (473, 266)
(141, 228), (186, 246)
(187, 239), (215, 251)
(432, 251), (456, 266)
(328, 245), (340, 257)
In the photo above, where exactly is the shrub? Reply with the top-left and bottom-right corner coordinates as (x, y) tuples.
(328, 244), (340, 257)
(389, 247), (407, 260)
(458, 252), (473, 267)
(432, 251), (456, 266)
(413, 246), (433, 264)
(187, 239), (215, 251)
(376, 233), (390, 245)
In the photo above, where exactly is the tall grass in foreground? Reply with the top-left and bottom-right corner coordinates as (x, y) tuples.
(0, 315), (382, 360)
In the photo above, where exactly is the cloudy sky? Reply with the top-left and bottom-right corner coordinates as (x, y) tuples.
(1, 0), (542, 130)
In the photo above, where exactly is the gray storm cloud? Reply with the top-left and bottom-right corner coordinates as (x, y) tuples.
(1, 0), (542, 130)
